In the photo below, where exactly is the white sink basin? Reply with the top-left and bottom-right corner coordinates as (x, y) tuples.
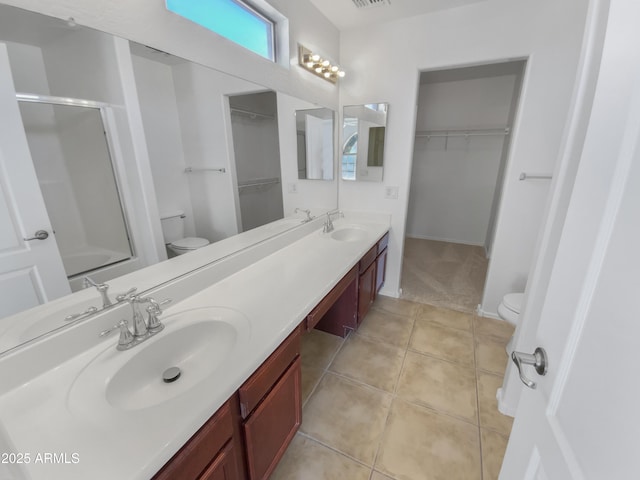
(331, 226), (369, 242)
(67, 307), (251, 415)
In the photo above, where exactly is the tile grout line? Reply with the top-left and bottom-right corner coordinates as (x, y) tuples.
(296, 431), (376, 472)
(473, 308), (486, 480)
(368, 304), (419, 477)
(301, 334), (347, 409)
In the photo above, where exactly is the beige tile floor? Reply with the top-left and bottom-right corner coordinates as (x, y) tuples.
(272, 297), (515, 480)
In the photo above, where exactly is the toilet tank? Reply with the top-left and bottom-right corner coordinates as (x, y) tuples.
(160, 211), (185, 244)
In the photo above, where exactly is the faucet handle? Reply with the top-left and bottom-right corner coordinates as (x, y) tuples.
(146, 298), (172, 333)
(100, 320), (135, 350)
(115, 287), (137, 303)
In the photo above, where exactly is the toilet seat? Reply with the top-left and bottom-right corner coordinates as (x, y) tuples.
(169, 237), (209, 251)
(502, 293), (524, 314)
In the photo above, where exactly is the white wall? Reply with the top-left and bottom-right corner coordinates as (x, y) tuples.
(278, 93), (338, 216)
(339, 0), (590, 316)
(130, 54), (197, 239)
(406, 74), (516, 246)
(0, 0), (341, 110)
(172, 62), (267, 242)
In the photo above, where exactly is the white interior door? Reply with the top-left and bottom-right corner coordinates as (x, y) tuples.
(500, 1), (640, 477)
(0, 44), (70, 318)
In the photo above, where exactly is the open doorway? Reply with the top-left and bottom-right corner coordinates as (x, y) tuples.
(402, 61), (525, 312)
(228, 91), (283, 232)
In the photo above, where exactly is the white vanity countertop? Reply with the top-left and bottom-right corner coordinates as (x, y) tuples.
(0, 213), (390, 480)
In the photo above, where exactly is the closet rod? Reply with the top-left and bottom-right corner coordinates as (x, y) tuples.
(238, 177), (281, 189)
(184, 166), (226, 173)
(519, 172), (552, 181)
(415, 127), (510, 139)
(230, 107), (274, 120)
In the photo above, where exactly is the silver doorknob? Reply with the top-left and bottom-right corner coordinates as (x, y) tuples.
(511, 347), (548, 389)
(23, 230), (49, 241)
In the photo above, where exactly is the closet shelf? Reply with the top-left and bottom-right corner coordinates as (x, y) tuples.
(415, 127), (510, 139)
(230, 107), (275, 120)
(238, 177), (281, 189)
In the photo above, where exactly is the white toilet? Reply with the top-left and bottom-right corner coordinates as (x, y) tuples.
(160, 211), (210, 256)
(497, 292), (524, 325)
(498, 292), (524, 352)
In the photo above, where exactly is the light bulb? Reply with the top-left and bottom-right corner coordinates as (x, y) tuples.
(306, 61), (314, 68)
(315, 67), (323, 73)
(337, 70), (346, 78)
(321, 60), (330, 67)
(331, 65), (339, 72)
(324, 71), (331, 78)
(310, 54), (320, 62)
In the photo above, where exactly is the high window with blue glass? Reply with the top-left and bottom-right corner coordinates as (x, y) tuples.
(166, 0), (275, 61)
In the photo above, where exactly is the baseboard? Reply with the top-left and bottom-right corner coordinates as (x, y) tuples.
(378, 287), (400, 299)
(405, 233), (484, 247)
(476, 306), (501, 320)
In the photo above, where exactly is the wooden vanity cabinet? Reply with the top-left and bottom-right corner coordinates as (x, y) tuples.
(306, 265), (358, 337)
(152, 396), (244, 480)
(239, 327), (302, 480)
(357, 244), (378, 324)
(375, 233), (389, 294)
(154, 328), (303, 480)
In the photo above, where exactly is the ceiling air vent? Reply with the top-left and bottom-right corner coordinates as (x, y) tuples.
(352, 0), (391, 9)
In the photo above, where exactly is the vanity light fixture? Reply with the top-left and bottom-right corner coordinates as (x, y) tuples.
(298, 45), (345, 84)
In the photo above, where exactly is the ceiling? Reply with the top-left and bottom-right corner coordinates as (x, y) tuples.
(307, 0), (488, 31)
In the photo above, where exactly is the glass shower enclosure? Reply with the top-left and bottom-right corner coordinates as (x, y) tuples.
(17, 97), (133, 278)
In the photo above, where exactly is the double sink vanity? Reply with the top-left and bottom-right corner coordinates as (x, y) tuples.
(0, 212), (390, 480)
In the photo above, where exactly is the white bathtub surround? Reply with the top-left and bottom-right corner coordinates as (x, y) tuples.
(0, 212), (389, 480)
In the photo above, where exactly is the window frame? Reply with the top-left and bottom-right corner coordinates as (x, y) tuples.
(166, 0), (279, 62)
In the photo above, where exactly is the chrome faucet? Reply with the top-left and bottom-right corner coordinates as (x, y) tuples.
(127, 295), (149, 338)
(100, 293), (172, 350)
(294, 208), (314, 223)
(83, 276), (113, 308)
(322, 210), (343, 233)
(322, 212), (334, 233)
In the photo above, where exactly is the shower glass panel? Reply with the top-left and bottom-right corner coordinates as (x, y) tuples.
(18, 101), (133, 277)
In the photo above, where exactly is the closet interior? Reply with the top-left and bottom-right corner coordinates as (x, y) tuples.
(403, 61), (526, 312)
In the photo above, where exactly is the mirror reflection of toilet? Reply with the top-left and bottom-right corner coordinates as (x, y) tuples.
(160, 211), (210, 256)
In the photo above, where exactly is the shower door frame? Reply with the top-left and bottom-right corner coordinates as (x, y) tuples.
(15, 92), (137, 279)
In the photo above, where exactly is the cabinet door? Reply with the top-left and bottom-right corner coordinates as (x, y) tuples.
(358, 260), (376, 324)
(375, 247), (388, 294)
(243, 357), (302, 480)
(198, 441), (241, 480)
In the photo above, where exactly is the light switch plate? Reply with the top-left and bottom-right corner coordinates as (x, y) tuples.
(288, 183), (298, 193)
(385, 186), (399, 199)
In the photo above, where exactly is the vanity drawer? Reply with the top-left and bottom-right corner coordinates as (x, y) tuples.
(238, 326), (301, 418)
(305, 265), (358, 332)
(153, 400), (234, 480)
(359, 245), (378, 273)
(377, 232), (389, 254)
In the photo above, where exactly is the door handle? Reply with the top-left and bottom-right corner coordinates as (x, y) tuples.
(23, 230), (49, 241)
(511, 347), (548, 389)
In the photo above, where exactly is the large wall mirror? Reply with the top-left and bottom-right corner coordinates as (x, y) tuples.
(0, 4), (338, 355)
(342, 103), (388, 182)
(295, 107), (335, 180)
